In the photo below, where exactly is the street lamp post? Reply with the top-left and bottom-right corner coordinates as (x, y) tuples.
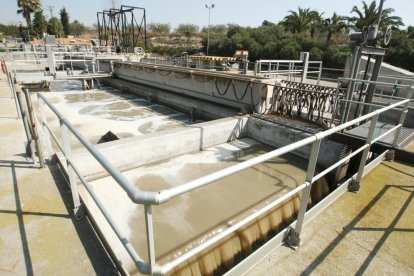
(205, 4), (215, 56)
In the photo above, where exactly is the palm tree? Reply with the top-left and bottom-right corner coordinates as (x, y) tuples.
(324, 13), (347, 42)
(17, 0), (42, 29)
(345, 1), (404, 31)
(282, 7), (321, 34)
(309, 11), (325, 38)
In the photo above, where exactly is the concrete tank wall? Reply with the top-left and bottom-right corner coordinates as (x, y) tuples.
(101, 78), (239, 120)
(69, 116), (249, 181)
(246, 117), (344, 169)
(100, 61), (268, 113)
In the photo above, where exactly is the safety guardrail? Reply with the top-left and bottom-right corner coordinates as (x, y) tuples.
(37, 77), (412, 275)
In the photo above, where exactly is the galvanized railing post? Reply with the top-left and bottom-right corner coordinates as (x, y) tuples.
(317, 62), (322, 85)
(38, 95), (53, 158)
(60, 120), (83, 220)
(23, 89), (45, 168)
(349, 113), (379, 192)
(144, 204), (156, 274)
(287, 139), (321, 248)
(16, 91), (36, 162)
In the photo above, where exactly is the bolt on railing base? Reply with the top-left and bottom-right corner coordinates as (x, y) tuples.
(385, 150), (395, 162)
(73, 205), (85, 221)
(348, 179), (360, 193)
(285, 227), (301, 250)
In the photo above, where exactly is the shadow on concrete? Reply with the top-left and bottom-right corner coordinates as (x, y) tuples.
(47, 160), (119, 275)
(300, 183), (414, 276)
(3, 160), (33, 276)
(382, 163), (414, 178)
(0, 159), (118, 275)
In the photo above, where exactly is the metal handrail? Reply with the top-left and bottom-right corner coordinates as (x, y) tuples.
(37, 78), (413, 275)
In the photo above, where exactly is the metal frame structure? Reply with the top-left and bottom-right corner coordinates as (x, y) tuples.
(97, 5), (147, 50)
(36, 77), (413, 275)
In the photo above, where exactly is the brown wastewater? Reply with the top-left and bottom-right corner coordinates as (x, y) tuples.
(43, 80), (332, 276)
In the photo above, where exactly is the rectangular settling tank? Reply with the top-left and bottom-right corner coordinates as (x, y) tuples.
(81, 138), (330, 275)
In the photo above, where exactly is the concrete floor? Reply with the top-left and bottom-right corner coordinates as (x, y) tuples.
(0, 72), (118, 275)
(248, 145), (414, 275)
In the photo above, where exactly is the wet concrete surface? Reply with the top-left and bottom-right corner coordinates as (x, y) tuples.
(248, 145), (414, 275)
(0, 72), (118, 275)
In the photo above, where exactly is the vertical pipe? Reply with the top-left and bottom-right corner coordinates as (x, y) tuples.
(144, 204), (156, 274)
(362, 55), (384, 115)
(60, 121), (82, 218)
(144, 9), (147, 50)
(24, 89), (45, 168)
(340, 46), (361, 125)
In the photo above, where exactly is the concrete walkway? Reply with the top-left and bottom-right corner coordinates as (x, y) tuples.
(0, 72), (118, 275)
(249, 145), (414, 275)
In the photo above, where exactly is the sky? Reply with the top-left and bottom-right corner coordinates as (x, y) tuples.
(3, 0), (414, 29)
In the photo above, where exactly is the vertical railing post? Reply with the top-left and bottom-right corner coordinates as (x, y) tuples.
(144, 204), (156, 274)
(287, 138), (321, 248)
(16, 91), (36, 162)
(23, 89), (45, 168)
(38, 94), (53, 158)
(254, 61), (258, 77)
(317, 62), (322, 85)
(60, 120), (83, 220)
(349, 113), (379, 192)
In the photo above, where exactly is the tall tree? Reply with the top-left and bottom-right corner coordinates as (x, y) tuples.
(324, 13), (347, 42)
(282, 7), (321, 34)
(346, 1), (404, 31)
(17, 0), (42, 29)
(59, 7), (70, 36)
(47, 17), (63, 37)
(32, 9), (47, 38)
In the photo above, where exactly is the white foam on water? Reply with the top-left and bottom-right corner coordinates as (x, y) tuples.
(42, 89), (191, 146)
